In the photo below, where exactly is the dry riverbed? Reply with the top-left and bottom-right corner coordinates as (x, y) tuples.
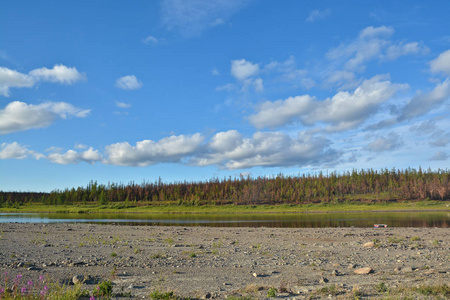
(0, 223), (448, 299)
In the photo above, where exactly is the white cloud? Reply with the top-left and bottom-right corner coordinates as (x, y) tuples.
(429, 49), (450, 75)
(0, 142), (44, 160)
(190, 130), (339, 169)
(115, 101), (132, 108)
(253, 78), (264, 92)
(249, 75), (406, 130)
(385, 42), (429, 60)
(212, 68), (220, 76)
(359, 25), (394, 39)
(0, 64), (85, 97)
(0, 67), (35, 97)
(142, 35), (159, 44)
(367, 132), (403, 152)
(28, 64), (86, 84)
(429, 151), (448, 161)
(399, 78), (450, 121)
(231, 59), (259, 81)
(306, 8), (330, 22)
(0, 101), (90, 134)
(324, 26), (428, 87)
(105, 133), (205, 166)
(115, 75), (143, 90)
(161, 0), (251, 37)
(47, 147), (102, 165)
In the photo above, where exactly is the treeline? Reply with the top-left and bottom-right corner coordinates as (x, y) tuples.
(1, 167), (449, 207)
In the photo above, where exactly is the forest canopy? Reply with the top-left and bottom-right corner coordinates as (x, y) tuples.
(1, 168), (449, 207)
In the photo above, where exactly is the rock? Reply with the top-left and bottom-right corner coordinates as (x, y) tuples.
(363, 242), (375, 248)
(27, 266), (40, 271)
(319, 277), (329, 283)
(200, 292), (211, 299)
(354, 267), (373, 274)
(401, 266), (414, 273)
(348, 264), (357, 269)
(128, 284), (134, 289)
(331, 270), (340, 276)
(252, 272), (258, 277)
(72, 275), (84, 285)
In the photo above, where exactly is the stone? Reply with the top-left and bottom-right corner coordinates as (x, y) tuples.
(331, 270), (340, 276)
(319, 277), (329, 283)
(200, 292), (211, 299)
(363, 242), (375, 248)
(72, 275), (84, 285)
(401, 266), (414, 273)
(354, 267), (373, 274)
(252, 272), (258, 277)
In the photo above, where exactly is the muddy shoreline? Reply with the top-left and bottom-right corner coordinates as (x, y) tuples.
(0, 223), (448, 299)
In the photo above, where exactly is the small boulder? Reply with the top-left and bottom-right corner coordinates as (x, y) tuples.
(72, 275), (84, 285)
(363, 242), (375, 248)
(319, 277), (329, 283)
(354, 267), (373, 274)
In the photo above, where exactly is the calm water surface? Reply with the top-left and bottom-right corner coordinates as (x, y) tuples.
(0, 212), (448, 227)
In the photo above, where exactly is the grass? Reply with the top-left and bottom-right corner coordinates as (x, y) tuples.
(1, 200), (449, 214)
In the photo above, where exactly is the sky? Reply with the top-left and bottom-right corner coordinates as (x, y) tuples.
(1, 0), (450, 192)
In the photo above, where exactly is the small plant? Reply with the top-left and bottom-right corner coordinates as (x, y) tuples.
(267, 287), (277, 298)
(375, 282), (389, 293)
(189, 252), (197, 258)
(134, 247), (141, 254)
(432, 239), (440, 247)
(93, 280), (113, 298)
(149, 290), (179, 300)
(110, 252), (117, 257)
(165, 238), (174, 246)
(411, 236), (420, 241)
(388, 236), (404, 243)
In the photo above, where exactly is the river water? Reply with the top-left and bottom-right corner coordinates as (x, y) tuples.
(0, 212), (448, 227)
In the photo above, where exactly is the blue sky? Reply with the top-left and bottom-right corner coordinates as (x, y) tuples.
(1, 0), (450, 192)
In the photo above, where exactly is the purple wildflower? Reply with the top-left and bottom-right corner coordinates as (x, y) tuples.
(21, 286), (27, 294)
(90, 296), (95, 300)
(28, 280), (33, 286)
(44, 285), (49, 291)
(16, 274), (22, 280)
(39, 275), (44, 282)
(0, 288), (4, 293)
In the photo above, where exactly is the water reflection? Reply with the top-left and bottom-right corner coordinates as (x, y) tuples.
(0, 212), (448, 228)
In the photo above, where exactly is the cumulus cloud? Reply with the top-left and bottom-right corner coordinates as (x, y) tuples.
(399, 78), (450, 121)
(115, 75), (143, 90)
(161, 0), (252, 37)
(28, 64), (86, 84)
(429, 151), (448, 161)
(0, 64), (85, 97)
(0, 142), (44, 160)
(190, 130), (339, 169)
(367, 132), (403, 152)
(0, 67), (35, 96)
(105, 133), (205, 166)
(306, 8), (330, 22)
(47, 147), (102, 165)
(249, 75), (405, 130)
(0, 101), (90, 134)
(231, 59), (259, 81)
(429, 49), (450, 75)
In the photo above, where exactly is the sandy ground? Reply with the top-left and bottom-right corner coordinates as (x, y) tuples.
(0, 223), (448, 299)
